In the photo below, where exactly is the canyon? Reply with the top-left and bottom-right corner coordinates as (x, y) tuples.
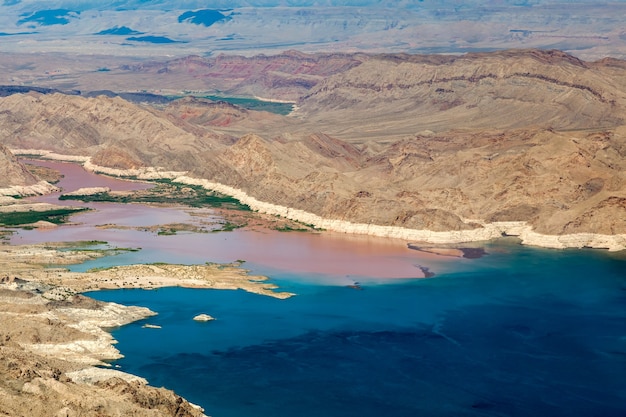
(0, 49), (625, 250)
(0, 46), (625, 416)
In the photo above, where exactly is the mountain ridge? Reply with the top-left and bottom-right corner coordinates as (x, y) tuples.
(0, 49), (625, 248)
(297, 49), (625, 137)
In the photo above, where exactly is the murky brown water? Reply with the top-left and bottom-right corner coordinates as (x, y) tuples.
(14, 160), (456, 281)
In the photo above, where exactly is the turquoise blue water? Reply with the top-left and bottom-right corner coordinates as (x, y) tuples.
(89, 241), (626, 417)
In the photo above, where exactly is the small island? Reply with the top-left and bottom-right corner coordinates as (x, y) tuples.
(193, 314), (215, 322)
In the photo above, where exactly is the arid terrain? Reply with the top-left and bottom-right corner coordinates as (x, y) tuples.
(0, 235), (293, 417)
(0, 49), (624, 250)
(1, 18), (626, 414)
(1, 1), (626, 60)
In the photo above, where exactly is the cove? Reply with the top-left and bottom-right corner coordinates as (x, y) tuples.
(90, 242), (626, 417)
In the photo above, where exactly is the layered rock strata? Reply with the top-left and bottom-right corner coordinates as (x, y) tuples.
(174, 176), (626, 251)
(2, 50), (626, 251)
(10, 147), (626, 251)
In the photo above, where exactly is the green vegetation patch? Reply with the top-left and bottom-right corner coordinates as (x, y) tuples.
(271, 216), (322, 232)
(55, 240), (108, 249)
(41, 240), (139, 259)
(60, 180), (252, 211)
(157, 228), (178, 236)
(170, 93), (294, 115)
(0, 207), (88, 226)
(212, 221), (246, 232)
(274, 225), (311, 232)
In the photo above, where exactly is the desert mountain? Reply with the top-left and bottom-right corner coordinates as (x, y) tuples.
(121, 52), (365, 102)
(0, 49), (625, 240)
(0, 143), (41, 187)
(0, 52), (365, 103)
(0, 93), (217, 171)
(297, 49), (626, 140)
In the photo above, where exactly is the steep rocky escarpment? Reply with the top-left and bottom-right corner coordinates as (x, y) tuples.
(0, 143), (59, 196)
(0, 143), (40, 187)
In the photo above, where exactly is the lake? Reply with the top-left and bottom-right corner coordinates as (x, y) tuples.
(17, 160), (626, 417)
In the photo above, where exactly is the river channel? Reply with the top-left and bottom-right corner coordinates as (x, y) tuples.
(16, 159), (449, 282)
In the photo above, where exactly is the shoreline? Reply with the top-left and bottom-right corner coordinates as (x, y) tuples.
(173, 177), (626, 252)
(0, 240), (295, 416)
(12, 148), (626, 252)
(5, 244), (294, 299)
(0, 180), (59, 197)
(0, 274), (207, 416)
(2, 150), (623, 415)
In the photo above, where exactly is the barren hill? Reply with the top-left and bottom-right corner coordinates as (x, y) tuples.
(297, 49), (626, 141)
(119, 51), (365, 101)
(0, 143), (40, 187)
(0, 93), (217, 171)
(0, 49), (625, 245)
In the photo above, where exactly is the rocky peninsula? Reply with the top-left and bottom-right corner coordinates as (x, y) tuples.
(0, 238), (292, 417)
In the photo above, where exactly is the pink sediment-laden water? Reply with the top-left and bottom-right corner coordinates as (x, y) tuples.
(25, 159), (153, 203)
(14, 160), (455, 281)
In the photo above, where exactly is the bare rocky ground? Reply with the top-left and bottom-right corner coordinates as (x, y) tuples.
(0, 275), (207, 417)
(0, 238), (295, 417)
(2, 50), (623, 241)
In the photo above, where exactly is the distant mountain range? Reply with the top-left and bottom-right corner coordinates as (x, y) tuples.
(0, 1), (624, 59)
